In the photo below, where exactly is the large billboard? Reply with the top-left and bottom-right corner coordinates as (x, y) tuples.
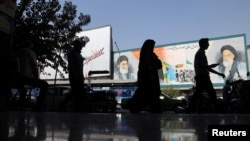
(113, 34), (248, 88)
(40, 25), (112, 80)
(77, 25), (112, 78)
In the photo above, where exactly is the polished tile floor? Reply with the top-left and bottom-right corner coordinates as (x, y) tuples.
(1, 111), (250, 141)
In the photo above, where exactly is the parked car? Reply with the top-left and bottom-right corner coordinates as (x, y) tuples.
(46, 86), (117, 112)
(120, 92), (185, 113)
(46, 86), (71, 111)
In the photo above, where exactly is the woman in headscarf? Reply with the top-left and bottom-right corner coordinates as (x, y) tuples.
(128, 39), (162, 113)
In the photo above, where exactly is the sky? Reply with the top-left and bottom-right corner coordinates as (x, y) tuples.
(59, 0), (250, 51)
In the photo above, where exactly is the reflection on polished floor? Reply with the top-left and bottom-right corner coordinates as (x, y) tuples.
(0, 111), (250, 141)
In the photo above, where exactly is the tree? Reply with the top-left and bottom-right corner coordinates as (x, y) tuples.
(15, 0), (91, 78)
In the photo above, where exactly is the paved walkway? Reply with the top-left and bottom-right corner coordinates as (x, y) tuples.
(1, 111), (250, 141)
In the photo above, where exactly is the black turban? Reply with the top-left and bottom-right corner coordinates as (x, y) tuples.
(221, 45), (237, 57)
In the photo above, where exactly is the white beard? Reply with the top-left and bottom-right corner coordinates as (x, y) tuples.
(223, 60), (233, 68)
(120, 68), (128, 74)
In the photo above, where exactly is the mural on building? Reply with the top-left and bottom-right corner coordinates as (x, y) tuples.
(113, 34), (248, 87)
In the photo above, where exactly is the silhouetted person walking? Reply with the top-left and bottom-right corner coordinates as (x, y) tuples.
(187, 38), (224, 113)
(128, 39), (162, 113)
(61, 36), (89, 112)
(16, 40), (48, 111)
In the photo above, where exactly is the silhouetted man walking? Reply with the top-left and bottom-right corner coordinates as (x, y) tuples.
(188, 38), (225, 113)
(61, 36), (89, 112)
